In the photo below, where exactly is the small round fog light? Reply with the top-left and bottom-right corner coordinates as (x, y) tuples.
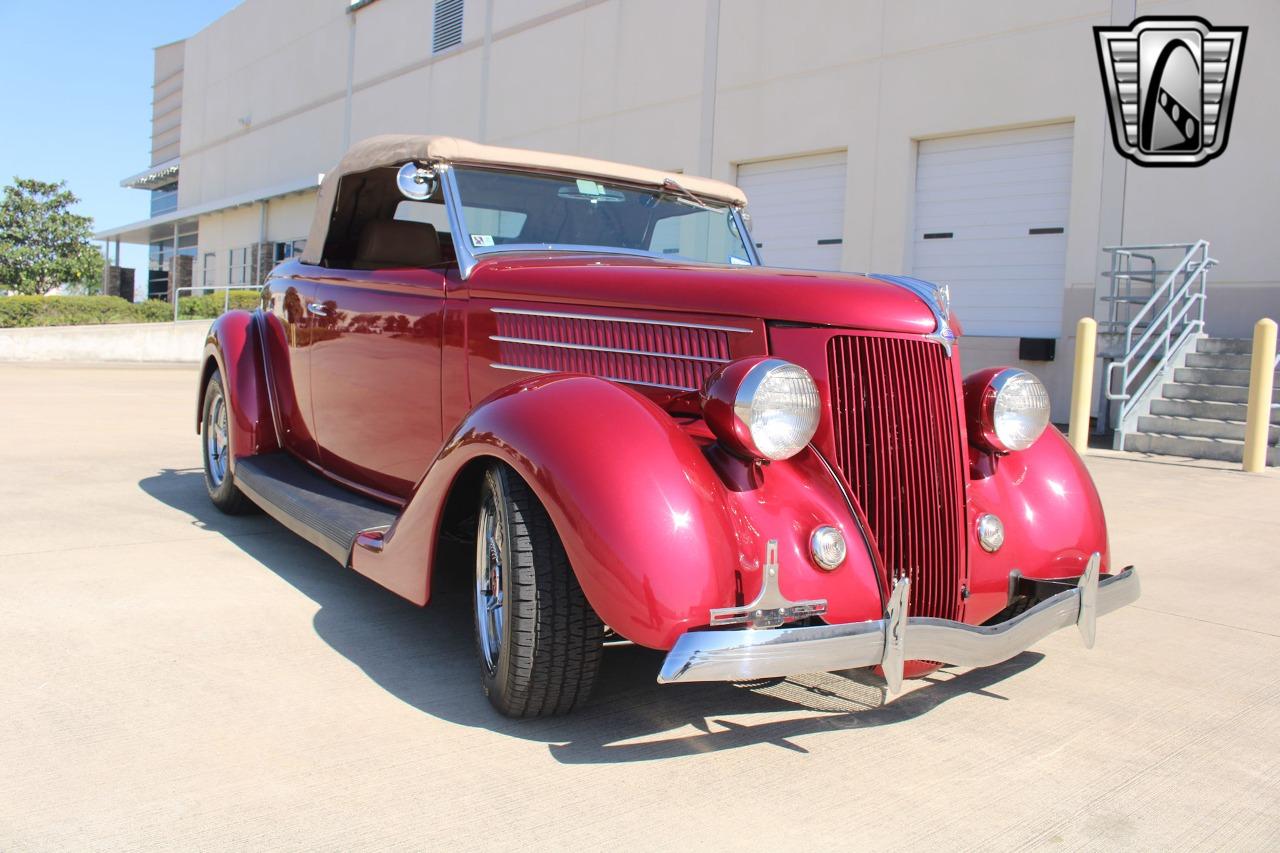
(810, 525), (847, 570)
(976, 513), (1005, 553)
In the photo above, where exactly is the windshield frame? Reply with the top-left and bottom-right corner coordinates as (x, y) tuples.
(438, 163), (760, 279)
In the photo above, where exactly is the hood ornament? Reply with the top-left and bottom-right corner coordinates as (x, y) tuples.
(868, 273), (956, 357)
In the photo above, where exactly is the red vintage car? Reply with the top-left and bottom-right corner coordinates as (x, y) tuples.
(198, 135), (1139, 717)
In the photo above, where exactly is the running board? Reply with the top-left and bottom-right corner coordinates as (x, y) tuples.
(235, 453), (399, 564)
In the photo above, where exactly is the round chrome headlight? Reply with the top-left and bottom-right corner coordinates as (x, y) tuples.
(965, 367), (1051, 453)
(702, 357), (820, 461)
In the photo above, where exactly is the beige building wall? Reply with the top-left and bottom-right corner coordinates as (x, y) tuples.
(158, 0), (1277, 418)
(177, 0), (351, 209)
(151, 40), (185, 166)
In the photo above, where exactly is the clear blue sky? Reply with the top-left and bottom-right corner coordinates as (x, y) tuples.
(0, 1), (243, 285)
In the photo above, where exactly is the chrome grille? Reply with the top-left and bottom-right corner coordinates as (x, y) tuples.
(827, 334), (967, 619)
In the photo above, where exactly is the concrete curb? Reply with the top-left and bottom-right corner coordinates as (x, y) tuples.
(0, 320), (209, 363)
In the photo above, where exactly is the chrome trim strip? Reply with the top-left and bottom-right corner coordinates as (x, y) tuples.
(657, 563), (1139, 687)
(488, 362), (698, 392)
(806, 444), (885, 610)
(439, 164), (479, 280)
(731, 207), (763, 266)
(490, 306), (752, 335)
(489, 335), (732, 364)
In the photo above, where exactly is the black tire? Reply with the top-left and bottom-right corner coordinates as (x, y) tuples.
(473, 463), (604, 717)
(201, 370), (255, 515)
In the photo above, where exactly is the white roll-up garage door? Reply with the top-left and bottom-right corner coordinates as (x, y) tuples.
(737, 151), (847, 271)
(911, 124), (1073, 338)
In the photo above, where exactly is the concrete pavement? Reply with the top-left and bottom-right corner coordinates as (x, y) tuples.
(0, 363), (1277, 851)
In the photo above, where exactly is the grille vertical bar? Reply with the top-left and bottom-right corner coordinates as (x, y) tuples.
(827, 335), (966, 620)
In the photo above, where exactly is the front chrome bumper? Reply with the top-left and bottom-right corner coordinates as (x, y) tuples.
(657, 553), (1140, 691)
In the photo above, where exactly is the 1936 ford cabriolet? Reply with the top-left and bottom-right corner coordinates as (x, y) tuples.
(198, 135), (1139, 717)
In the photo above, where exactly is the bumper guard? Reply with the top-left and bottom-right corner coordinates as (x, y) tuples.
(657, 553), (1139, 691)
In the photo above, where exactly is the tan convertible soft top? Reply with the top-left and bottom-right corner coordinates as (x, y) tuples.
(300, 135), (747, 265)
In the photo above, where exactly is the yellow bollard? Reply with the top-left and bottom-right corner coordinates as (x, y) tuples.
(1242, 317), (1277, 472)
(1069, 317), (1098, 455)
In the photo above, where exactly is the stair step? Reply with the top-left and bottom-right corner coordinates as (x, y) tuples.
(1137, 415), (1280, 443)
(235, 452), (399, 564)
(1195, 337), (1253, 355)
(1150, 397), (1280, 424)
(1100, 296), (1153, 303)
(1185, 352), (1253, 370)
(1123, 432), (1280, 466)
(1173, 366), (1278, 387)
(1162, 382), (1280, 405)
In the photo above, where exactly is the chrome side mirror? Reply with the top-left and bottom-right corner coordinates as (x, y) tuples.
(397, 162), (438, 200)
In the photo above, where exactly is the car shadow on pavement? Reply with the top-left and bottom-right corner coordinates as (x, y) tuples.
(140, 468), (1044, 763)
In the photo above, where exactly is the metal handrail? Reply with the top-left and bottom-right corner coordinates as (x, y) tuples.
(1101, 241), (1216, 446)
(172, 284), (262, 321)
(1102, 242), (1197, 251)
(1115, 262), (1209, 378)
(1274, 350), (1280, 447)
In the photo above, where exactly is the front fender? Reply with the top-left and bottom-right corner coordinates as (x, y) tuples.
(964, 426), (1110, 623)
(350, 375), (883, 649)
(197, 309), (279, 466)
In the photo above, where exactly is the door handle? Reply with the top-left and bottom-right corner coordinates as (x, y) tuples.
(306, 302), (328, 317)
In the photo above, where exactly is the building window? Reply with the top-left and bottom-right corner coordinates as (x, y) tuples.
(148, 238), (173, 300)
(228, 246), (254, 286)
(145, 224), (197, 300)
(433, 0), (463, 53)
(151, 183), (178, 216)
(273, 239), (307, 263)
(202, 253), (217, 290)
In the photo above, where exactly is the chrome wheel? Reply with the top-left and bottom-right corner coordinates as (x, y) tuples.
(474, 496), (505, 675)
(205, 389), (229, 487)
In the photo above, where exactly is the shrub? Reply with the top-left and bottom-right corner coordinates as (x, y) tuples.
(0, 291), (263, 328)
(174, 290), (262, 319)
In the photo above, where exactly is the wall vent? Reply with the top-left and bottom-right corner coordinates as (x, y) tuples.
(433, 0), (464, 53)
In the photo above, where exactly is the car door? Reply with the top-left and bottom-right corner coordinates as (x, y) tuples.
(261, 271), (321, 464)
(307, 266), (446, 501)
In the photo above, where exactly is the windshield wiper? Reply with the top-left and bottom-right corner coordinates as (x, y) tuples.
(661, 177), (716, 210)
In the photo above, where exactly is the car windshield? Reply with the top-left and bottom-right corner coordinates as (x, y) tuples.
(451, 167), (755, 266)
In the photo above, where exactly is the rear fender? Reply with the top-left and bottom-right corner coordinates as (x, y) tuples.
(197, 310), (280, 467)
(350, 374), (882, 649)
(964, 426), (1110, 623)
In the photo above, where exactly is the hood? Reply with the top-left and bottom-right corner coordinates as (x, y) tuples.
(464, 254), (940, 336)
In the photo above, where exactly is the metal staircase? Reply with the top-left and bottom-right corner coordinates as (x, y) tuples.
(1100, 241), (1280, 465)
(1126, 336), (1280, 465)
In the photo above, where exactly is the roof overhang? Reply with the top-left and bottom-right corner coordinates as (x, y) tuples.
(120, 157), (181, 190)
(95, 174), (323, 244)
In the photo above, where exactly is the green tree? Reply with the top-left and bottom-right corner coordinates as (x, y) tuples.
(0, 178), (104, 295)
